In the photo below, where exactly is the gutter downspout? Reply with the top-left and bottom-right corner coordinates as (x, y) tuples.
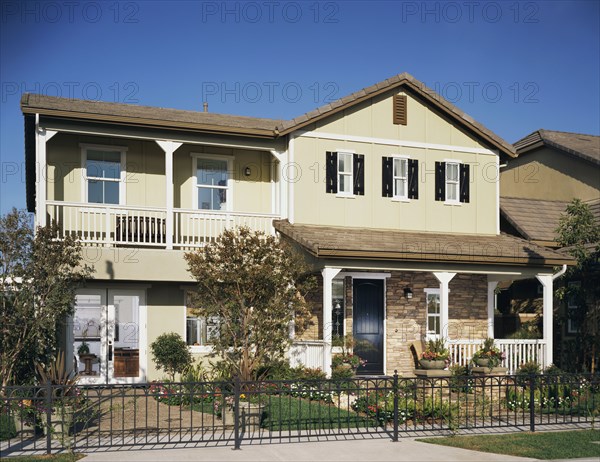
(552, 264), (567, 281)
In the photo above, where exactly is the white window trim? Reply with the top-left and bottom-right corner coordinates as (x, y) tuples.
(80, 144), (127, 205)
(336, 151), (354, 197)
(425, 288), (441, 339)
(191, 153), (234, 211)
(183, 293), (216, 354)
(391, 155), (410, 202)
(444, 159), (462, 205)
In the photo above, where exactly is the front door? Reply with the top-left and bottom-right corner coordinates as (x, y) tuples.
(353, 279), (384, 375)
(72, 289), (146, 384)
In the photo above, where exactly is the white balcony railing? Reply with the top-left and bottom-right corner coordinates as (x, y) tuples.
(46, 201), (277, 249)
(448, 339), (548, 373)
(289, 341), (326, 371)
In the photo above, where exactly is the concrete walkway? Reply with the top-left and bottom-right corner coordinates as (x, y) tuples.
(80, 437), (540, 462)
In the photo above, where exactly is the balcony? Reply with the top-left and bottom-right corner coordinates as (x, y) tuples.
(46, 201), (278, 249)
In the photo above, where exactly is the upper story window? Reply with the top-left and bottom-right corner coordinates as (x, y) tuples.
(382, 156), (419, 200)
(193, 155), (232, 211)
(326, 151), (365, 196)
(81, 145), (126, 205)
(434, 161), (470, 204)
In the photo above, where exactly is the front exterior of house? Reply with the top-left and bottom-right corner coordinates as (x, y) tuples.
(21, 73), (573, 383)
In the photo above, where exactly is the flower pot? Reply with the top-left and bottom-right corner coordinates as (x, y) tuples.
(475, 358), (490, 367)
(419, 359), (446, 370)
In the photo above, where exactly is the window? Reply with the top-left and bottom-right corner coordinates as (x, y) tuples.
(195, 156), (231, 210)
(185, 306), (220, 347)
(382, 156), (419, 199)
(567, 281), (581, 334)
(83, 147), (125, 204)
(332, 279), (345, 340)
(425, 289), (441, 337)
(326, 151), (365, 196)
(434, 161), (470, 203)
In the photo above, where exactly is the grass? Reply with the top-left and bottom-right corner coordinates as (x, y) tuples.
(418, 429), (600, 460)
(261, 396), (377, 431)
(6, 455), (83, 462)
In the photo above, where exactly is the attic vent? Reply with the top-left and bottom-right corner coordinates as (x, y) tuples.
(393, 94), (407, 125)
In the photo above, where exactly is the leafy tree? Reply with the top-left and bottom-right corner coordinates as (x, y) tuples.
(184, 227), (315, 382)
(555, 199), (600, 372)
(150, 332), (192, 382)
(0, 209), (92, 388)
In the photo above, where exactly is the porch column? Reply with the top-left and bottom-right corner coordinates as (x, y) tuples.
(35, 116), (57, 228)
(322, 267), (342, 377)
(536, 274), (553, 368)
(270, 150), (286, 220)
(433, 272), (456, 340)
(155, 141), (182, 250)
(487, 281), (499, 338)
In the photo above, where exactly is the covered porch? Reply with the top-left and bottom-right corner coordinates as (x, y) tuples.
(277, 220), (575, 376)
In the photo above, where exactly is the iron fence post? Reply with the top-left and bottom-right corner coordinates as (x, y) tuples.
(45, 380), (52, 454)
(393, 371), (399, 442)
(233, 376), (241, 450)
(529, 373), (535, 432)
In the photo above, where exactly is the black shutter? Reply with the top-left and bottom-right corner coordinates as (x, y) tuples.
(459, 163), (470, 203)
(435, 161), (445, 201)
(408, 159), (419, 199)
(353, 154), (365, 196)
(382, 157), (393, 197)
(326, 151), (337, 194)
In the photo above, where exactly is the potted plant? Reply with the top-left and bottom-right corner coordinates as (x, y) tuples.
(472, 338), (506, 369)
(419, 338), (450, 370)
(331, 334), (367, 378)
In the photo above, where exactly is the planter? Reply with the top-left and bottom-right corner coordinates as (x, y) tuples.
(14, 414), (44, 436)
(220, 402), (265, 429)
(419, 359), (446, 370)
(474, 358), (490, 367)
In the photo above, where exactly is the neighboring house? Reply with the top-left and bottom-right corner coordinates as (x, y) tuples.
(21, 73), (574, 383)
(499, 130), (600, 363)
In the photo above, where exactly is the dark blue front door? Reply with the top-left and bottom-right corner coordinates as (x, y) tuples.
(353, 279), (384, 375)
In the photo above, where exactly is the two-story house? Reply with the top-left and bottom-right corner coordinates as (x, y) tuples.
(499, 130), (599, 366)
(21, 73), (573, 383)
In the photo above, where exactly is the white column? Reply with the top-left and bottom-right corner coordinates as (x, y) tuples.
(288, 136), (295, 224)
(536, 274), (554, 368)
(487, 281), (499, 338)
(35, 115), (57, 228)
(322, 267), (342, 377)
(155, 140), (182, 250)
(433, 272), (456, 340)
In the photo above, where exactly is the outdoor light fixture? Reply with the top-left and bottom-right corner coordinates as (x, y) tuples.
(244, 167), (252, 176)
(404, 287), (413, 299)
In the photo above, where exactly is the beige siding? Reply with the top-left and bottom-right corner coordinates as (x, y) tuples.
(500, 147), (599, 202)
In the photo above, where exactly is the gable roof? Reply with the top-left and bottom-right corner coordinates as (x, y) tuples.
(20, 72), (516, 158)
(514, 129), (600, 165)
(273, 220), (574, 268)
(501, 196), (600, 246)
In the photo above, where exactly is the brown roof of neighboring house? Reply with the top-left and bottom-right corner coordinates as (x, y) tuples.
(501, 196), (600, 246)
(20, 72), (516, 157)
(273, 220), (574, 268)
(514, 129), (600, 165)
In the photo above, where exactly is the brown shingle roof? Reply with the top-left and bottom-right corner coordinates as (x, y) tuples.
(274, 220), (574, 267)
(20, 72), (516, 157)
(500, 197), (570, 243)
(514, 129), (600, 165)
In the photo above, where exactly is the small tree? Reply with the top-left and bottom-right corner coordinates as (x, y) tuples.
(184, 227), (315, 382)
(555, 199), (600, 372)
(150, 333), (192, 382)
(0, 209), (92, 388)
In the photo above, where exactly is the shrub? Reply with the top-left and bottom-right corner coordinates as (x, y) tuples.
(0, 413), (17, 441)
(449, 364), (473, 393)
(150, 333), (192, 382)
(516, 361), (542, 387)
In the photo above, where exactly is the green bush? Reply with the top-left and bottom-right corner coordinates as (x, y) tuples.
(0, 413), (17, 441)
(331, 365), (355, 380)
(449, 364), (473, 393)
(150, 333), (192, 382)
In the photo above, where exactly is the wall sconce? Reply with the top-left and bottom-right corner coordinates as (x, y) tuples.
(404, 287), (413, 299)
(244, 166), (252, 177)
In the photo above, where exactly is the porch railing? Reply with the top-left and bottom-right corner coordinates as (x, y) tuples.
(46, 201), (277, 249)
(288, 341), (326, 370)
(448, 339), (548, 373)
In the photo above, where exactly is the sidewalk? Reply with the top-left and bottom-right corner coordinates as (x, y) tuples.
(81, 437), (540, 462)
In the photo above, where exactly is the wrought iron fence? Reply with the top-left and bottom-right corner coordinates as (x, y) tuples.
(1, 372), (598, 455)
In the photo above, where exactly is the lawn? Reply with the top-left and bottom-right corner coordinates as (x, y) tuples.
(6, 455), (83, 462)
(418, 430), (600, 460)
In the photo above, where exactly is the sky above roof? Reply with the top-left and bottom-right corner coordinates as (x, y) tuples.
(1, 0), (599, 214)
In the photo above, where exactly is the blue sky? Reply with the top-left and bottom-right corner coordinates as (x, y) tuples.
(1, 0), (599, 214)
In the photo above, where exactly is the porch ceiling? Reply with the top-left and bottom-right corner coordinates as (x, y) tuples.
(273, 220), (575, 268)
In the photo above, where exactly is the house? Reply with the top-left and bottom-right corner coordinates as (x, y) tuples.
(499, 129), (599, 368)
(21, 73), (574, 383)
